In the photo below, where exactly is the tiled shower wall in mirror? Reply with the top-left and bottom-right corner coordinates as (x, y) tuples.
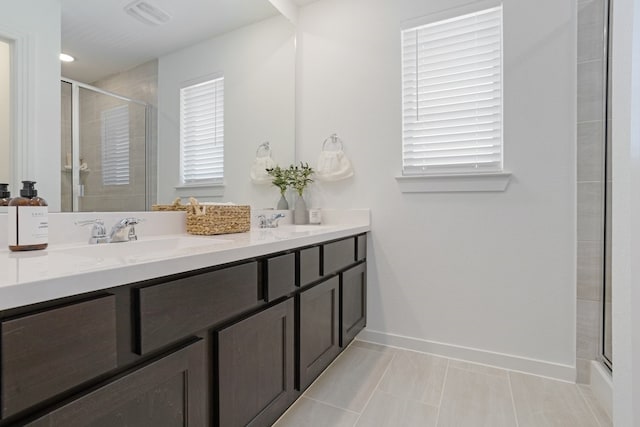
(60, 60), (158, 212)
(576, 0), (608, 383)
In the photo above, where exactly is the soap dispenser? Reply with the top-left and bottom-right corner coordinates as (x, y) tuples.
(0, 183), (10, 206)
(7, 181), (49, 251)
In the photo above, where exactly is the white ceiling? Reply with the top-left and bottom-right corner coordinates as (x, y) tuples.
(61, 0), (306, 83)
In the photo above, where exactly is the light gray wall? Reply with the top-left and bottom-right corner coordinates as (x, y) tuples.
(0, 0), (61, 210)
(157, 14), (295, 208)
(296, 0), (577, 378)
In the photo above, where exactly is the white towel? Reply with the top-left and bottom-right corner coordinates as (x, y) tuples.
(250, 156), (276, 184)
(316, 134), (354, 181)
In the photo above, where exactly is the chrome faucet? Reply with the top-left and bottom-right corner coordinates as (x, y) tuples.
(109, 218), (144, 242)
(75, 219), (109, 244)
(257, 213), (285, 228)
(76, 217), (144, 244)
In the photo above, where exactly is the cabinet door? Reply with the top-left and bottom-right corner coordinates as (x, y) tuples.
(299, 276), (340, 390)
(217, 299), (296, 427)
(25, 339), (206, 427)
(341, 263), (367, 347)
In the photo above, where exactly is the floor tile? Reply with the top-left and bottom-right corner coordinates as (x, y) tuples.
(304, 344), (394, 412)
(376, 349), (448, 406)
(355, 390), (438, 427)
(510, 372), (599, 427)
(448, 359), (509, 379)
(437, 367), (517, 427)
(578, 385), (613, 427)
(273, 397), (359, 427)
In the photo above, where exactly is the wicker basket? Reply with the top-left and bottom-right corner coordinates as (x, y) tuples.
(151, 198), (189, 212)
(186, 203), (250, 236)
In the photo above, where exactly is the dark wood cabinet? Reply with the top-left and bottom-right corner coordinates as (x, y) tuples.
(341, 263), (367, 347)
(0, 233), (366, 427)
(264, 253), (296, 301)
(136, 261), (259, 354)
(298, 246), (321, 287)
(323, 237), (356, 274)
(26, 339), (206, 427)
(217, 299), (296, 427)
(299, 276), (341, 391)
(1, 295), (118, 418)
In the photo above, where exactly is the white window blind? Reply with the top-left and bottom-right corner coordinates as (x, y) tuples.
(101, 105), (130, 186)
(180, 77), (224, 184)
(401, 6), (503, 175)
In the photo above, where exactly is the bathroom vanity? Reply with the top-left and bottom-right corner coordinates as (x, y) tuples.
(0, 222), (368, 427)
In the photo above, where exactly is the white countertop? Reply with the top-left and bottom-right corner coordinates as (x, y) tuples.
(0, 214), (370, 311)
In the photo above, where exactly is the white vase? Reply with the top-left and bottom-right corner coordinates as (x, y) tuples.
(294, 195), (308, 224)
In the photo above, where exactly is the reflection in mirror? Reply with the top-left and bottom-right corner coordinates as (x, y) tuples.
(0, 39), (9, 186)
(58, 0), (295, 212)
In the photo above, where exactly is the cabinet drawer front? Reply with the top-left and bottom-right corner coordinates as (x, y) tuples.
(356, 234), (367, 261)
(323, 238), (355, 274)
(341, 263), (367, 347)
(299, 276), (340, 390)
(266, 253), (296, 301)
(26, 339), (206, 427)
(1, 295), (117, 418)
(299, 246), (321, 287)
(137, 262), (259, 354)
(218, 299), (295, 427)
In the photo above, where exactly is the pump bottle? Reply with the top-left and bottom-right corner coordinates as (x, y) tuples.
(7, 181), (48, 251)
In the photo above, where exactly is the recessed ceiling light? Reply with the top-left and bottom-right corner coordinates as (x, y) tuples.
(59, 53), (75, 63)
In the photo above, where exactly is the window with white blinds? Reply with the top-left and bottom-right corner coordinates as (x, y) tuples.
(401, 6), (503, 175)
(180, 77), (224, 184)
(101, 105), (130, 186)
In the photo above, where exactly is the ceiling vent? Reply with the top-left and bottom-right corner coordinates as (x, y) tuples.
(124, 0), (172, 26)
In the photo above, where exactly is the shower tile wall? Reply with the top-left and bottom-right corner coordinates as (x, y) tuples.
(61, 60), (158, 212)
(576, 0), (606, 383)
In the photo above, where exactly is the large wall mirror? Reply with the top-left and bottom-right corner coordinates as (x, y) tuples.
(2, 0), (297, 212)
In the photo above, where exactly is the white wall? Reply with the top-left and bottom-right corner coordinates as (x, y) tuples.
(0, 40), (9, 183)
(0, 0), (61, 210)
(296, 0), (577, 378)
(611, 0), (640, 424)
(158, 14), (295, 208)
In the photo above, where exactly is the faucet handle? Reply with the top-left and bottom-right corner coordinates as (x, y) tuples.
(75, 219), (108, 244)
(120, 217), (145, 226)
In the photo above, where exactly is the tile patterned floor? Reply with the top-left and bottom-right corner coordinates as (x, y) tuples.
(273, 341), (612, 427)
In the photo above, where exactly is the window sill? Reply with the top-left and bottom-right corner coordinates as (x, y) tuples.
(174, 183), (225, 198)
(395, 172), (512, 193)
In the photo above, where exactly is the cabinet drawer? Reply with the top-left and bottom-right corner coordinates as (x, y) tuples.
(356, 234), (367, 261)
(323, 237), (356, 274)
(265, 253), (295, 301)
(137, 262), (259, 354)
(1, 295), (117, 418)
(298, 246), (321, 287)
(26, 339), (206, 427)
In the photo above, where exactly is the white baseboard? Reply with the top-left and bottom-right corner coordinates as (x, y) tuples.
(590, 360), (612, 419)
(357, 329), (576, 382)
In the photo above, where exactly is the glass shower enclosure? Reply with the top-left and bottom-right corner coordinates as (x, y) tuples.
(61, 80), (150, 212)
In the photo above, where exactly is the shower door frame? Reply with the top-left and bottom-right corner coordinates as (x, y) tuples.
(61, 78), (152, 212)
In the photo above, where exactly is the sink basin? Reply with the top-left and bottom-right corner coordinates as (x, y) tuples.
(52, 236), (233, 261)
(277, 225), (334, 233)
